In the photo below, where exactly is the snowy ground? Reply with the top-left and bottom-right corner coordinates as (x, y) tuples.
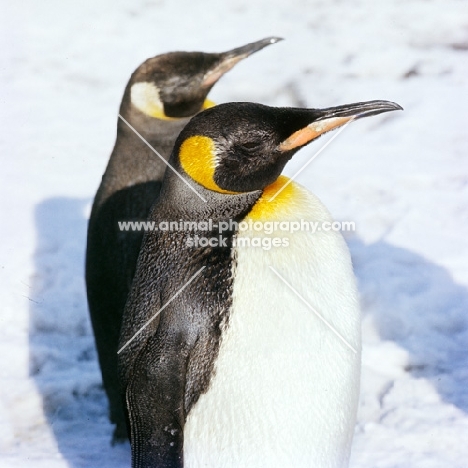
(1, 0), (468, 466)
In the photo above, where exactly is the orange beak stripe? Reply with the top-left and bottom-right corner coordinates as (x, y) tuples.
(278, 116), (353, 152)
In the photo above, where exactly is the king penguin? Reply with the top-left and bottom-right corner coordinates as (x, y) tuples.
(85, 37), (282, 442)
(118, 100), (402, 467)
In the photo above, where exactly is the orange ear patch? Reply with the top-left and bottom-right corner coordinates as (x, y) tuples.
(179, 136), (238, 194)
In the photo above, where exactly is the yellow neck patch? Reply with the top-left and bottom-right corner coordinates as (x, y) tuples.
(131, 82), (215, 121)
(202, 99), (216, 110)
(179, 136), (238, 194)
(246, 176), (297, 221)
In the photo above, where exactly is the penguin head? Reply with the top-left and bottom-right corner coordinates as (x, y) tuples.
(174, 100), (403, 194)
(125, 37), (282, 121)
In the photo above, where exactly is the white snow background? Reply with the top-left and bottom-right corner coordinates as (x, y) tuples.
(1, 0), (468, 466)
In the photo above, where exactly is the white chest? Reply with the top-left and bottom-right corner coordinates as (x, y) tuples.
(184, 180), (361, 468)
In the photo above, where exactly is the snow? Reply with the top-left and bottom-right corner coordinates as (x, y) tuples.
(1, 0), (467, 466)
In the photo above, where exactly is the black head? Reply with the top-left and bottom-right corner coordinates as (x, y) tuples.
(126, 37), (282, 120)
(173, 100), (403, 194)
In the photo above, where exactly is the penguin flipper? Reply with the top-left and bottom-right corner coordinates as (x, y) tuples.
(126, 332), (187, 468)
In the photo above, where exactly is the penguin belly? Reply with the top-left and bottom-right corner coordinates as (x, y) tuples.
(183, 181), (361, 468)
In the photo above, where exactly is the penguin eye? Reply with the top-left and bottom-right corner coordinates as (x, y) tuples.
(239, 142), (261, 152)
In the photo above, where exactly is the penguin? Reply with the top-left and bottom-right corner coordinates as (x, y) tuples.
(118, 100), (402, 467)
(85, 37), (281, 442)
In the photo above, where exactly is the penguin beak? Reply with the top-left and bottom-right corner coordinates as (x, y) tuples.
(279, 100), (403, 152)
(202, 37), (283, 87)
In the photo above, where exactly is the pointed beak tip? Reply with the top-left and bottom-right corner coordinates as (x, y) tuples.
(243, 36), (284, 56)
(266, 36), (284, 44)
(388, 101), (404, 111)
(352, 100), (404, 120)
